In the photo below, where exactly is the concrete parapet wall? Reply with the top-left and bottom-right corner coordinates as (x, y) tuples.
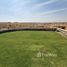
(57, 28), (67, 36)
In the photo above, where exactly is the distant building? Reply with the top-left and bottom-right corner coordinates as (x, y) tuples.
(0, 22), (67, 30)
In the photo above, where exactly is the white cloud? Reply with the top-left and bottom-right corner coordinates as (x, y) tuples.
(33, 0), (57, 9)
(37, 8), (67, 16)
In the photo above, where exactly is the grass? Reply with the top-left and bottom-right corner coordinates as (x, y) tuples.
(0, 31), (67, 67)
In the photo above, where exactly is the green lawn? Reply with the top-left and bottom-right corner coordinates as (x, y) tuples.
(0, 31), (67, 67)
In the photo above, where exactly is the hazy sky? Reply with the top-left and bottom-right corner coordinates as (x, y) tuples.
(0, 0), (67, 22)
